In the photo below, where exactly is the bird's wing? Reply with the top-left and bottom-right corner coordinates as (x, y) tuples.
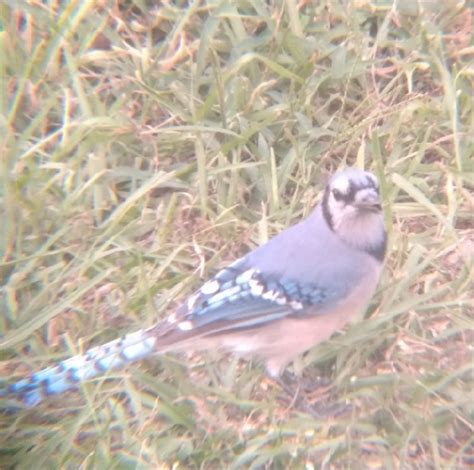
(165, 256), (347, 336)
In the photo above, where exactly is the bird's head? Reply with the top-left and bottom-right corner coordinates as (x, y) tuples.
(322, 168), (386, 260)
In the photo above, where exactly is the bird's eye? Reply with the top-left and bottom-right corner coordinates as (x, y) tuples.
(332, 188), (344, 201)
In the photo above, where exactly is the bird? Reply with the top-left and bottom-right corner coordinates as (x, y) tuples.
(0, 168), (387, 407)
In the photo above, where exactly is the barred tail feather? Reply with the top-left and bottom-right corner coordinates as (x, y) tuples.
(0, 327), (158, 407)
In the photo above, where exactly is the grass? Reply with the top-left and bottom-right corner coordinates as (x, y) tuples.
(0, 0), (472, 468)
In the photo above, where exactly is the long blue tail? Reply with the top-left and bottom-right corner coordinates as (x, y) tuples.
(0, 327), (158, 407)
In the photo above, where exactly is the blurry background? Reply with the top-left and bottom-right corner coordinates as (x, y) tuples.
(0, 0), (472, 468)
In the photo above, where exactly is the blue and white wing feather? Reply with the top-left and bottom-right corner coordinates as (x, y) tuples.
(170, 256), (342, 334)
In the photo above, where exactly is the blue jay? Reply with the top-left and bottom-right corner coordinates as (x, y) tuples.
(0, 168), (387, 407)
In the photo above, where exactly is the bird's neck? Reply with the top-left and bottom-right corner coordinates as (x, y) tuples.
(336, 213), (387, 261)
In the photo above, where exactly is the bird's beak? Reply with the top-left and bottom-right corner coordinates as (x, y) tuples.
(354, 192), (382, 212)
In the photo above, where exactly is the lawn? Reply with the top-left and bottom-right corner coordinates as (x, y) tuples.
(0, 1), (472, 468)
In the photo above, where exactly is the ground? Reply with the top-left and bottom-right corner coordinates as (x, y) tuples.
(0, 1), (472, 469)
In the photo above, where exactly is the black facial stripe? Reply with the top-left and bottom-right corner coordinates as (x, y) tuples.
(322, 186), (333, 230)
(364, 175), (379, 193)
(365, 232), (387, 261)
(333, 178), (379, 204)
(338, 181), (356, 203)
